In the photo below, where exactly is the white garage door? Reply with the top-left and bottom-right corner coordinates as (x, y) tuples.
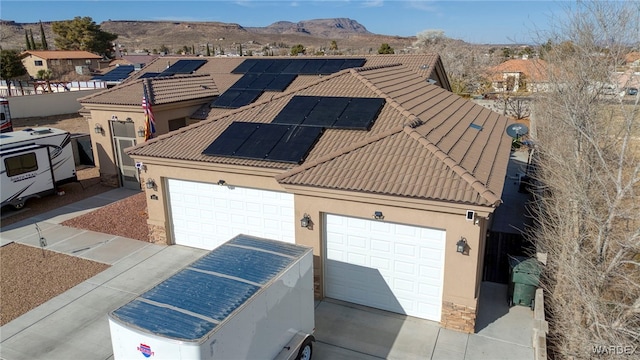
(325, 214), (445, 321)
(167, 179), (295, 250)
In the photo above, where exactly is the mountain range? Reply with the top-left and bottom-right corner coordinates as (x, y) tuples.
(0, 18), (417, 55)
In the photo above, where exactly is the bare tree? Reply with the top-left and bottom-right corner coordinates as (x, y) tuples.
(413, 29), (499, 95)
(529, 1), (640, 358)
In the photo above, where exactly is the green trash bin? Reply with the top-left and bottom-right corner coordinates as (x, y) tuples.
(507, 255), (541, 310)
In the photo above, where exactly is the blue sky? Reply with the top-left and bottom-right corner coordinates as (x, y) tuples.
(2, 1), (570, 44)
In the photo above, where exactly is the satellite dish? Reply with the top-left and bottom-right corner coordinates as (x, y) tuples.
(506, 123), (529, 138)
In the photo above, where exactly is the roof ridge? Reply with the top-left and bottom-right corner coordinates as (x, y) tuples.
(349, 67), (425, 128)
(275, 126), (405, 182)
(355, 63), (404, 72)
(402, 126), (502, 206)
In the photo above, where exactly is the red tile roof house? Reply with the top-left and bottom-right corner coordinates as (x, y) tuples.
(486, 58), (549, 93)
(20, 50), (103, 79)
(80, 54), (512, 333)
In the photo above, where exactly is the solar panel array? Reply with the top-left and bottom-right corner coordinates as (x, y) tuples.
(272, 96), (386, 130)
(211, 58), (366, 109)
(202, 122), (323, 164)
(231, 58), (366, 75)
(92, 65), (134, 82)
(158, 59), (207, 76)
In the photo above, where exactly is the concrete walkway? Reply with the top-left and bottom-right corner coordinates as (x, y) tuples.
(0, 188), (534, 360)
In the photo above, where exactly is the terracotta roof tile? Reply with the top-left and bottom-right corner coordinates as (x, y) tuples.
(21, 50), (102, 59)
(78, 74), (218, 106)
(128, 58), (511, 207)
(487, 58), (548, 82)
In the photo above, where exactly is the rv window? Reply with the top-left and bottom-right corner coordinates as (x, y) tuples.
(5, 153), (38, 177)
(1, 113), (4, 120)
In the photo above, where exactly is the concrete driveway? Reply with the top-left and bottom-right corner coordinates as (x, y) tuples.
(1, 188), (534, 360)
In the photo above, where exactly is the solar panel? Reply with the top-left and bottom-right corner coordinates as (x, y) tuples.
(264, 60), (292, 74)
(233, 123), (289, 159)
(159, 59), (206, 76)
(247, 59), (275, 73)
(229, 89), (263, 108)
(264, 73), (297, 91)
(95, 65), (134, 81)
(249, 73), (277, 89)
(341, 58), (367, 70)
(231, 59), (260, 74)
(211, 89), (242, 108)
(138, 72), (160, 79)
(281, 60), (308, 74)
(334, 98), (386, 130)
(202, 122), (323, 163)
(299, 59), (326, 74)
(230, 73), (260, 90)
(267, 126), (323, 163)
(317, 59), (345, 74)
(272, 96), (319, 125)
(303, 97), (350, 127)
(201, 122), (258, 156)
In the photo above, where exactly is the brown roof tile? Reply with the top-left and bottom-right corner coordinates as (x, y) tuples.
(78, 74), (218, 106)
(21, 50), (102, 60)
(128, 59), (511, 207)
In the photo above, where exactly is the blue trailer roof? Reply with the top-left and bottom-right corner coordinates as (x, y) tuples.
(109, 235), (309, 341)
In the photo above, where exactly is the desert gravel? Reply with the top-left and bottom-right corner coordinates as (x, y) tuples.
(0, 243), (110, 325)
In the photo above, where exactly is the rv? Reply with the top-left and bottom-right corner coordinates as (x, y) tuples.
(0, 97), (12, 133)
(1, 127), (77, 209)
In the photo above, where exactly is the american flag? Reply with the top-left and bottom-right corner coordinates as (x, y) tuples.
(142, 86), (156, 141)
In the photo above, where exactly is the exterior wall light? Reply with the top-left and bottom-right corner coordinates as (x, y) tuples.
(457, 237), (468, 254)
(145, 178), (156, 189)
(217, 179), (226, 186)
(94, 124), (103, 134)
(300, 213), (311, 229)
(137, 127), (146, 137)
(374, 211), (384, 220)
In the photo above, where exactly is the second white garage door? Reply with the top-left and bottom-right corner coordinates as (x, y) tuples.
(167, 179), (295, 250)
(325, 214), (446, 321)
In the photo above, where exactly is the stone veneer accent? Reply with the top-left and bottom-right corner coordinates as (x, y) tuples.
(148, 223), (168, 245)
(440, 301), (477, 333)
(100, 172), (119, 187)
(313, 274), (322, 299)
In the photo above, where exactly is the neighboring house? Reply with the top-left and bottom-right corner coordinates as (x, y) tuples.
(20, 50), (103, 78)
(487, 58), (548, 93)
(118, 55), (512, 333)
(624, 52), (640, 68)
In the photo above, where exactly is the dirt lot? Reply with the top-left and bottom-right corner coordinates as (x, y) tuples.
(1, 113), (149, 326)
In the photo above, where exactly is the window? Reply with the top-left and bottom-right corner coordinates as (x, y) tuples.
(67, 60), (73, 65)
(34, 60), (43, 66)
(85, 59), (92, 64)
(5, 153), (38, 177)
(51, 59), (60, 65)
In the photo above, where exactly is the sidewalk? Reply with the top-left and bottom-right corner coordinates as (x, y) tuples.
(0, 188), (209, 360)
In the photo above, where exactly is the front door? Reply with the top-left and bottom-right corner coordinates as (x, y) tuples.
(111, 121), (139, 190)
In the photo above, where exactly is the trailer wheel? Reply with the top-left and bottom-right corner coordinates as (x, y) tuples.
(296, 339), (313, 360)
(13, 202), (24, 210)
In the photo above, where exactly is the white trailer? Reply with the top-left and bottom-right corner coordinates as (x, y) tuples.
(1, 127), (77, 209)
(109, 234), (315, 360)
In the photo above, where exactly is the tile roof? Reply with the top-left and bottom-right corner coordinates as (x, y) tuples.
(21, 50), (102, 60)
(78, 74), (218, 106)
(128, 60), (511, 207)
(487, 58), (548, 82)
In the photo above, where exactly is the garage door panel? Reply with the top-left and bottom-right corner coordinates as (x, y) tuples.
(168, 179), (294, 250)
(325, 214), (445, 322)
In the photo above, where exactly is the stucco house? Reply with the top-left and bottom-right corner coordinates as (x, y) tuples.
(112, 55), (512, 333)
(487, 58), (549, 93)
(20, 50), (103, 79)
